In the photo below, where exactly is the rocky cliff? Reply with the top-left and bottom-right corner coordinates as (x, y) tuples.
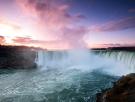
(0, 46), (37, 69)
(96, 73), (135, 102)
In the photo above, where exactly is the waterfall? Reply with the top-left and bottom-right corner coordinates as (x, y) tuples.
(35, 50), (45, 67)
(36, 49), (135, 76)
(36, 49), (93, 70)
(35, 50), (74, 69)
(96, 51), (135, 70)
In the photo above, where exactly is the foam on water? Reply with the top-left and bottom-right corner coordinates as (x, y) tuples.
(36, 49), (134, 76)
(0, 49), (134, 102)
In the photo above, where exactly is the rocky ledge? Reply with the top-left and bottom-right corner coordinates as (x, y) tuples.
(96, 73), (135, 102)
(0, 45), (38, 69)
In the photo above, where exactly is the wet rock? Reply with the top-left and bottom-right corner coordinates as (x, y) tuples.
(96, 73), (135, 102)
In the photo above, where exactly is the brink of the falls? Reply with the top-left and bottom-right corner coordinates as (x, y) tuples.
(36, 49), (134, 76)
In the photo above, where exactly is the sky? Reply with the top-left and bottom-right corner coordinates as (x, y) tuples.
(0, 0), (135, 49)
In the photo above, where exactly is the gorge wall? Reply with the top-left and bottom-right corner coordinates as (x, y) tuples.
(0, 46), (37, 69)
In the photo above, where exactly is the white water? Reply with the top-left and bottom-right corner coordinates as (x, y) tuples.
(0, 49), (134, 102)
(97, 51), (135, 71)
(36, 49), (134, 76)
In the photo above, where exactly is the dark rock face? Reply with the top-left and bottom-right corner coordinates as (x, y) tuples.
(96, 73), (135, 102)
(0, 46), (37, 69)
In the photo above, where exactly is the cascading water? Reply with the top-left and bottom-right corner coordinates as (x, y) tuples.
(36, 49), (108, 72)
(95, 51), (135, 71)
(36, 49), (134, 75)
(0, 49), (134, 102)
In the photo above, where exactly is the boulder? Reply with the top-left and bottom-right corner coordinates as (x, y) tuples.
(96, 73), (135, 102)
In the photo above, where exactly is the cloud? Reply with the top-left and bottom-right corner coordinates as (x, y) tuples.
(0, 36), (5, 45)
(12, 36), (69, 49)
(0, 16), (22, 38)
(89, 17), (135, 32)
(18, 0), (71, 26)
(128, 8), (135, 13)
(16, 0), (87, 48)
(100, 43), (121, 47)
(75, 14), (86, 19)
(12, 37), (33, 44)
(0, 17), (20, 30)
(61, 27), (88, 48)
(12, 37), (58, 44)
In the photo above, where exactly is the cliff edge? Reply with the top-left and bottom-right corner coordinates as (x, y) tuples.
(0, 46), (38, 69)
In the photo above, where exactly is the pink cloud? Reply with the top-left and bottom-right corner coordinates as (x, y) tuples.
(0, 16), (20, 30)
(0, 36), (5, 45)
(89, 17), (135, 32)
(16, 0), (83, 28)
(61, 27), (88, 48)
(16, 0), (87, 48)
(74, 13), (86, 19)
(128, 8), (135, 13)
(12, 36), (70, 49)
(12, 37), (32, 44)
(12, 37), (59, 44)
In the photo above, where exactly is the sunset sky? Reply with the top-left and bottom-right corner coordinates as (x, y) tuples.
(0, 0), (135, 49)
